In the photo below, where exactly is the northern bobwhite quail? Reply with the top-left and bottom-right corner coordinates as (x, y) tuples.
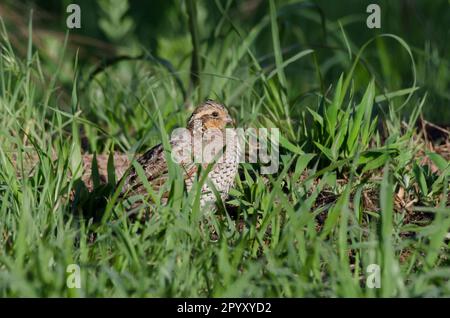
(118, 100), (240, 210)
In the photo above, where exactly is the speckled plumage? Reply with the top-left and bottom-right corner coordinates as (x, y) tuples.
(118, 100), (239, 210)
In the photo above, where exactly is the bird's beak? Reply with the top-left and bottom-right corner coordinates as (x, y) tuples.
(226, 114), (235, 126)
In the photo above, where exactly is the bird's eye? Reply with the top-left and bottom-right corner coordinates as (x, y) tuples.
(212, 111), (219, 117)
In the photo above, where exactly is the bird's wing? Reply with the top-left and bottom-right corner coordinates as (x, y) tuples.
(118, 143), (169, 198)
(81, 153), (131, 192)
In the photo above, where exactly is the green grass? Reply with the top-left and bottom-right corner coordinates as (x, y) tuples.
(0, 1), (449, 297)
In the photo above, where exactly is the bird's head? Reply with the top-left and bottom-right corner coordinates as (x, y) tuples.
(187, 99), (234, 132)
